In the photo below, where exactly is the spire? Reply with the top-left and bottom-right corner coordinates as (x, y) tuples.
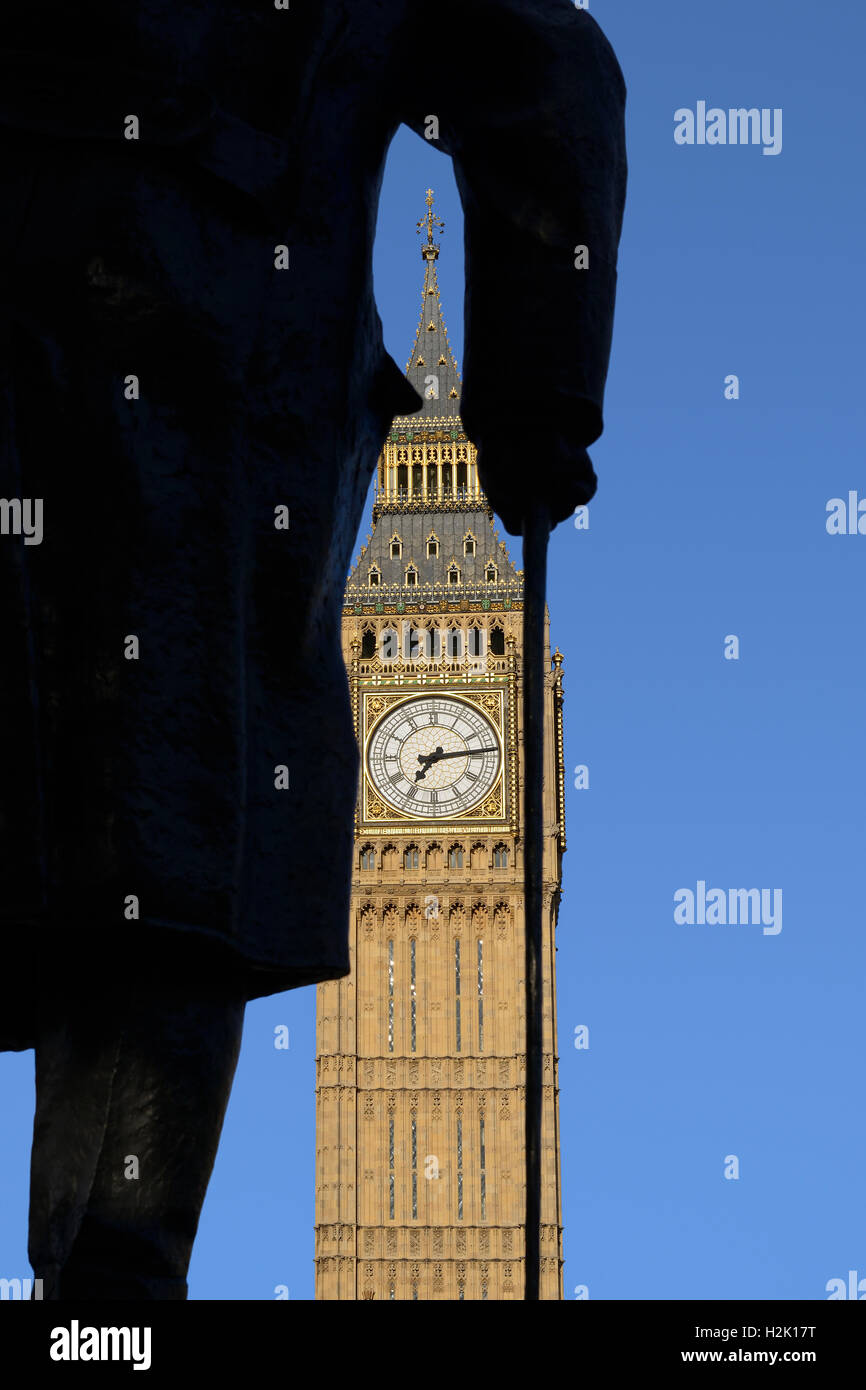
(397, 189), (462, 422)
(347, 190), (522, 605)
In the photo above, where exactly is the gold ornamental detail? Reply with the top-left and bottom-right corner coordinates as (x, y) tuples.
(366, 694), (404, 719)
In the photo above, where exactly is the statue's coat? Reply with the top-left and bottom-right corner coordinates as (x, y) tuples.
(0, 1), (626, 1050)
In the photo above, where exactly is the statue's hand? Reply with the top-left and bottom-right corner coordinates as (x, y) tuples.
(475, 429), (598, 536)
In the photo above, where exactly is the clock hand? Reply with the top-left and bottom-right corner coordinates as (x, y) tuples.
(414, 746), (498, 780)
(428, 747), (498, 760)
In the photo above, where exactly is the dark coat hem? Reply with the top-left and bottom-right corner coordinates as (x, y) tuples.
(0, 915), (351, 1053)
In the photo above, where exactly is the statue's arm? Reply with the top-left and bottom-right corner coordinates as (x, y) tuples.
(402, 0), (627, 533)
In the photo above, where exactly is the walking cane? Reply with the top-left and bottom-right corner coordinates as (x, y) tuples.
(522, 498), (551, 1301)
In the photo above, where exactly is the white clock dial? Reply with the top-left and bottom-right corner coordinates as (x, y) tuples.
(367, 695), (501, 818)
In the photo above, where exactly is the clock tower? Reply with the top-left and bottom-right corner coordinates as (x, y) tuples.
(314, 193), (567, 1300)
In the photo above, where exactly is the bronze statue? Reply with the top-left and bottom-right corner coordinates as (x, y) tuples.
(0, 1), (626, 1297)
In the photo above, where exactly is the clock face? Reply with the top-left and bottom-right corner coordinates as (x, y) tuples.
(366, 695), (501, 818)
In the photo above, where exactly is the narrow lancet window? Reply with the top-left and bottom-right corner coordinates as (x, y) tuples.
(410, 938), (417, 1053)
(480, 1115), (487, 1222)
(411, 1117), (418, 1219)
(389, 1115), (395, 1220)
(388, 939), (394, 1053)
(455, 938), (461, 1052)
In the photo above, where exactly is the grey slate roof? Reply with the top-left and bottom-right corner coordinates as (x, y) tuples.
(348, 507), (519, 591)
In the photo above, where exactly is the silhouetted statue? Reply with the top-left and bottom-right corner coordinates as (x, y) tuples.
(0, 1), (626, 1297)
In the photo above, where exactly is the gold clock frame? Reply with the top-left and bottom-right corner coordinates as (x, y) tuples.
(360, 687), (512, 832)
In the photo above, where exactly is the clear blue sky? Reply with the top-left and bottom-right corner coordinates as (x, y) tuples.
(2, 0), (863, 1300)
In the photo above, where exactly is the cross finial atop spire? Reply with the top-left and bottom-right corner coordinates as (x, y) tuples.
(416, 188), (445, 260)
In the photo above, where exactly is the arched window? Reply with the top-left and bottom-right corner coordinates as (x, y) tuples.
(464, 535), (476, 556)
(380, 628), (398, 660)
(449, 845), (464, 869)
(448, 566), (460, 585)
(468, 626), (485, 658)
(403, 625), (426, 661)
(368, 567), (380, 587)
(360, 846), (376, 870)
(490, 626), (505, 656)
(426, 843), (443, 870)
(427, 534), (439, 558)
(390, 534), (402, 559)
(382, 844), (398, 870)
(361, 629), (376, 659)
(446, 628), (463, 659)
(470, 843), (486, 870)
(485, 564), (497, 583)
(405, 566), (418, 587)
(404, 845), (420, 870)
(493, 844), (509, 869)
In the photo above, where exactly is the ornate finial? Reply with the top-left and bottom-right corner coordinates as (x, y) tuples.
(552, 648), (564, 669)
(417, 189), (445, 260)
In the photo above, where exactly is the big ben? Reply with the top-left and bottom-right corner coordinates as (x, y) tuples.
(315, 192), (567, 1300)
